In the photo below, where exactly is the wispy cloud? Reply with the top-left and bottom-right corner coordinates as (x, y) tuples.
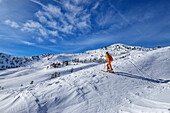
(29, 0), (92, 35)
(21, 20), (48, 37)
(30, 0), (47, 8)
(48, 30), (63, 40)
(3, 0), (101, 45)
(4, 0), (144, 48)
(0, 35), (62, 54)
(22, 20), (42, 30)
(109, 3), (144, 36)
(22, 41), (35, 46)
(49, 39), (57, 44)
(1, 0), (170, 56)
(4, 19), (20, 28)
(35, 11), (48, 23)
(48, 30), (58, 36)
(92, 2), (100, 10)
(53, 0), (63, 5)
(45, 4), (63, 17)
(3, 0), (132, 48)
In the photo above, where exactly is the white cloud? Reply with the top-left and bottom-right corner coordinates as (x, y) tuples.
(39, 16), (47, 23)
(5, 19), (20, 28)
(0, 0), (2, 3)
(21, 20), (48, 37)
(31, 1), (75, 34)
(22, 41), (35, 46)
(65, 13), (76, 25)
(44, 4), (63, 17)
(92, 2), (100, 10)
(47, 21), (58, 28)
(53, 0), (63, 5)
(48, 30), (64, 40)
(49, 39), (57, 44)
(48, 30), (58, 36)
(23, 20), (42, 28)
(26, 0), (93, 41)
(64, 1), (83, 13)
(60, 25), (73, 34)
(21, 20), (42, 32)
(39, 28), (48, 37)
(30, 0), (47, 8)
(35, 11), (47, 23)
(81, 14), (91, 21)
(77, 21), (89, 29)
(77, 13), (91, 30)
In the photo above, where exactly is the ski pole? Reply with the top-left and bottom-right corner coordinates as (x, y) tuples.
(104, 62), (106, 70)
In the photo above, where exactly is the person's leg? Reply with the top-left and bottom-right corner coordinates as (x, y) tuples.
(106, 63), (109, 71)
(108, 61), (113, 71)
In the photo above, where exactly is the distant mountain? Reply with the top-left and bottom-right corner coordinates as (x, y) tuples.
(0, 53), (51, 70)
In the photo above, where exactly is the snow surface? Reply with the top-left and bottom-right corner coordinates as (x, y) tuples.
(0, 44), (170, 113)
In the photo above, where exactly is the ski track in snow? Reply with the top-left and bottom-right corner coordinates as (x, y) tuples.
(0, 45), (170, 113)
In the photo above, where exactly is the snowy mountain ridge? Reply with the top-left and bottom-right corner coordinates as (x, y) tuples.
(0, 44), (158, 70)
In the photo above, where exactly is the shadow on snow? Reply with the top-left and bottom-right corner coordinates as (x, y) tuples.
(116, 72), (170, 84)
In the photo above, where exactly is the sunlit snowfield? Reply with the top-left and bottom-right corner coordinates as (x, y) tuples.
(0, 44), (170, 113)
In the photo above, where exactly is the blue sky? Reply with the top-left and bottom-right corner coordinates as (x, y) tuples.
(0, 0), (170, 56)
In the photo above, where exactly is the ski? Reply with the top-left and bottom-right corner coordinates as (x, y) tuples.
(101, 70), (118, 75)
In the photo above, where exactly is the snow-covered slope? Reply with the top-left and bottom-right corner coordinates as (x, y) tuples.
(0, 44), (170, 113)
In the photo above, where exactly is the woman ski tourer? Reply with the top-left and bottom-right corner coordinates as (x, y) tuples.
(106, 52), (114, 72)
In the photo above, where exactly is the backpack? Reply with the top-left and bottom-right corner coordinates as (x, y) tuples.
(109, 55), (113, 61)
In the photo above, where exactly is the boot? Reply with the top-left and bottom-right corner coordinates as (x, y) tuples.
(107, 67), (109, 72)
